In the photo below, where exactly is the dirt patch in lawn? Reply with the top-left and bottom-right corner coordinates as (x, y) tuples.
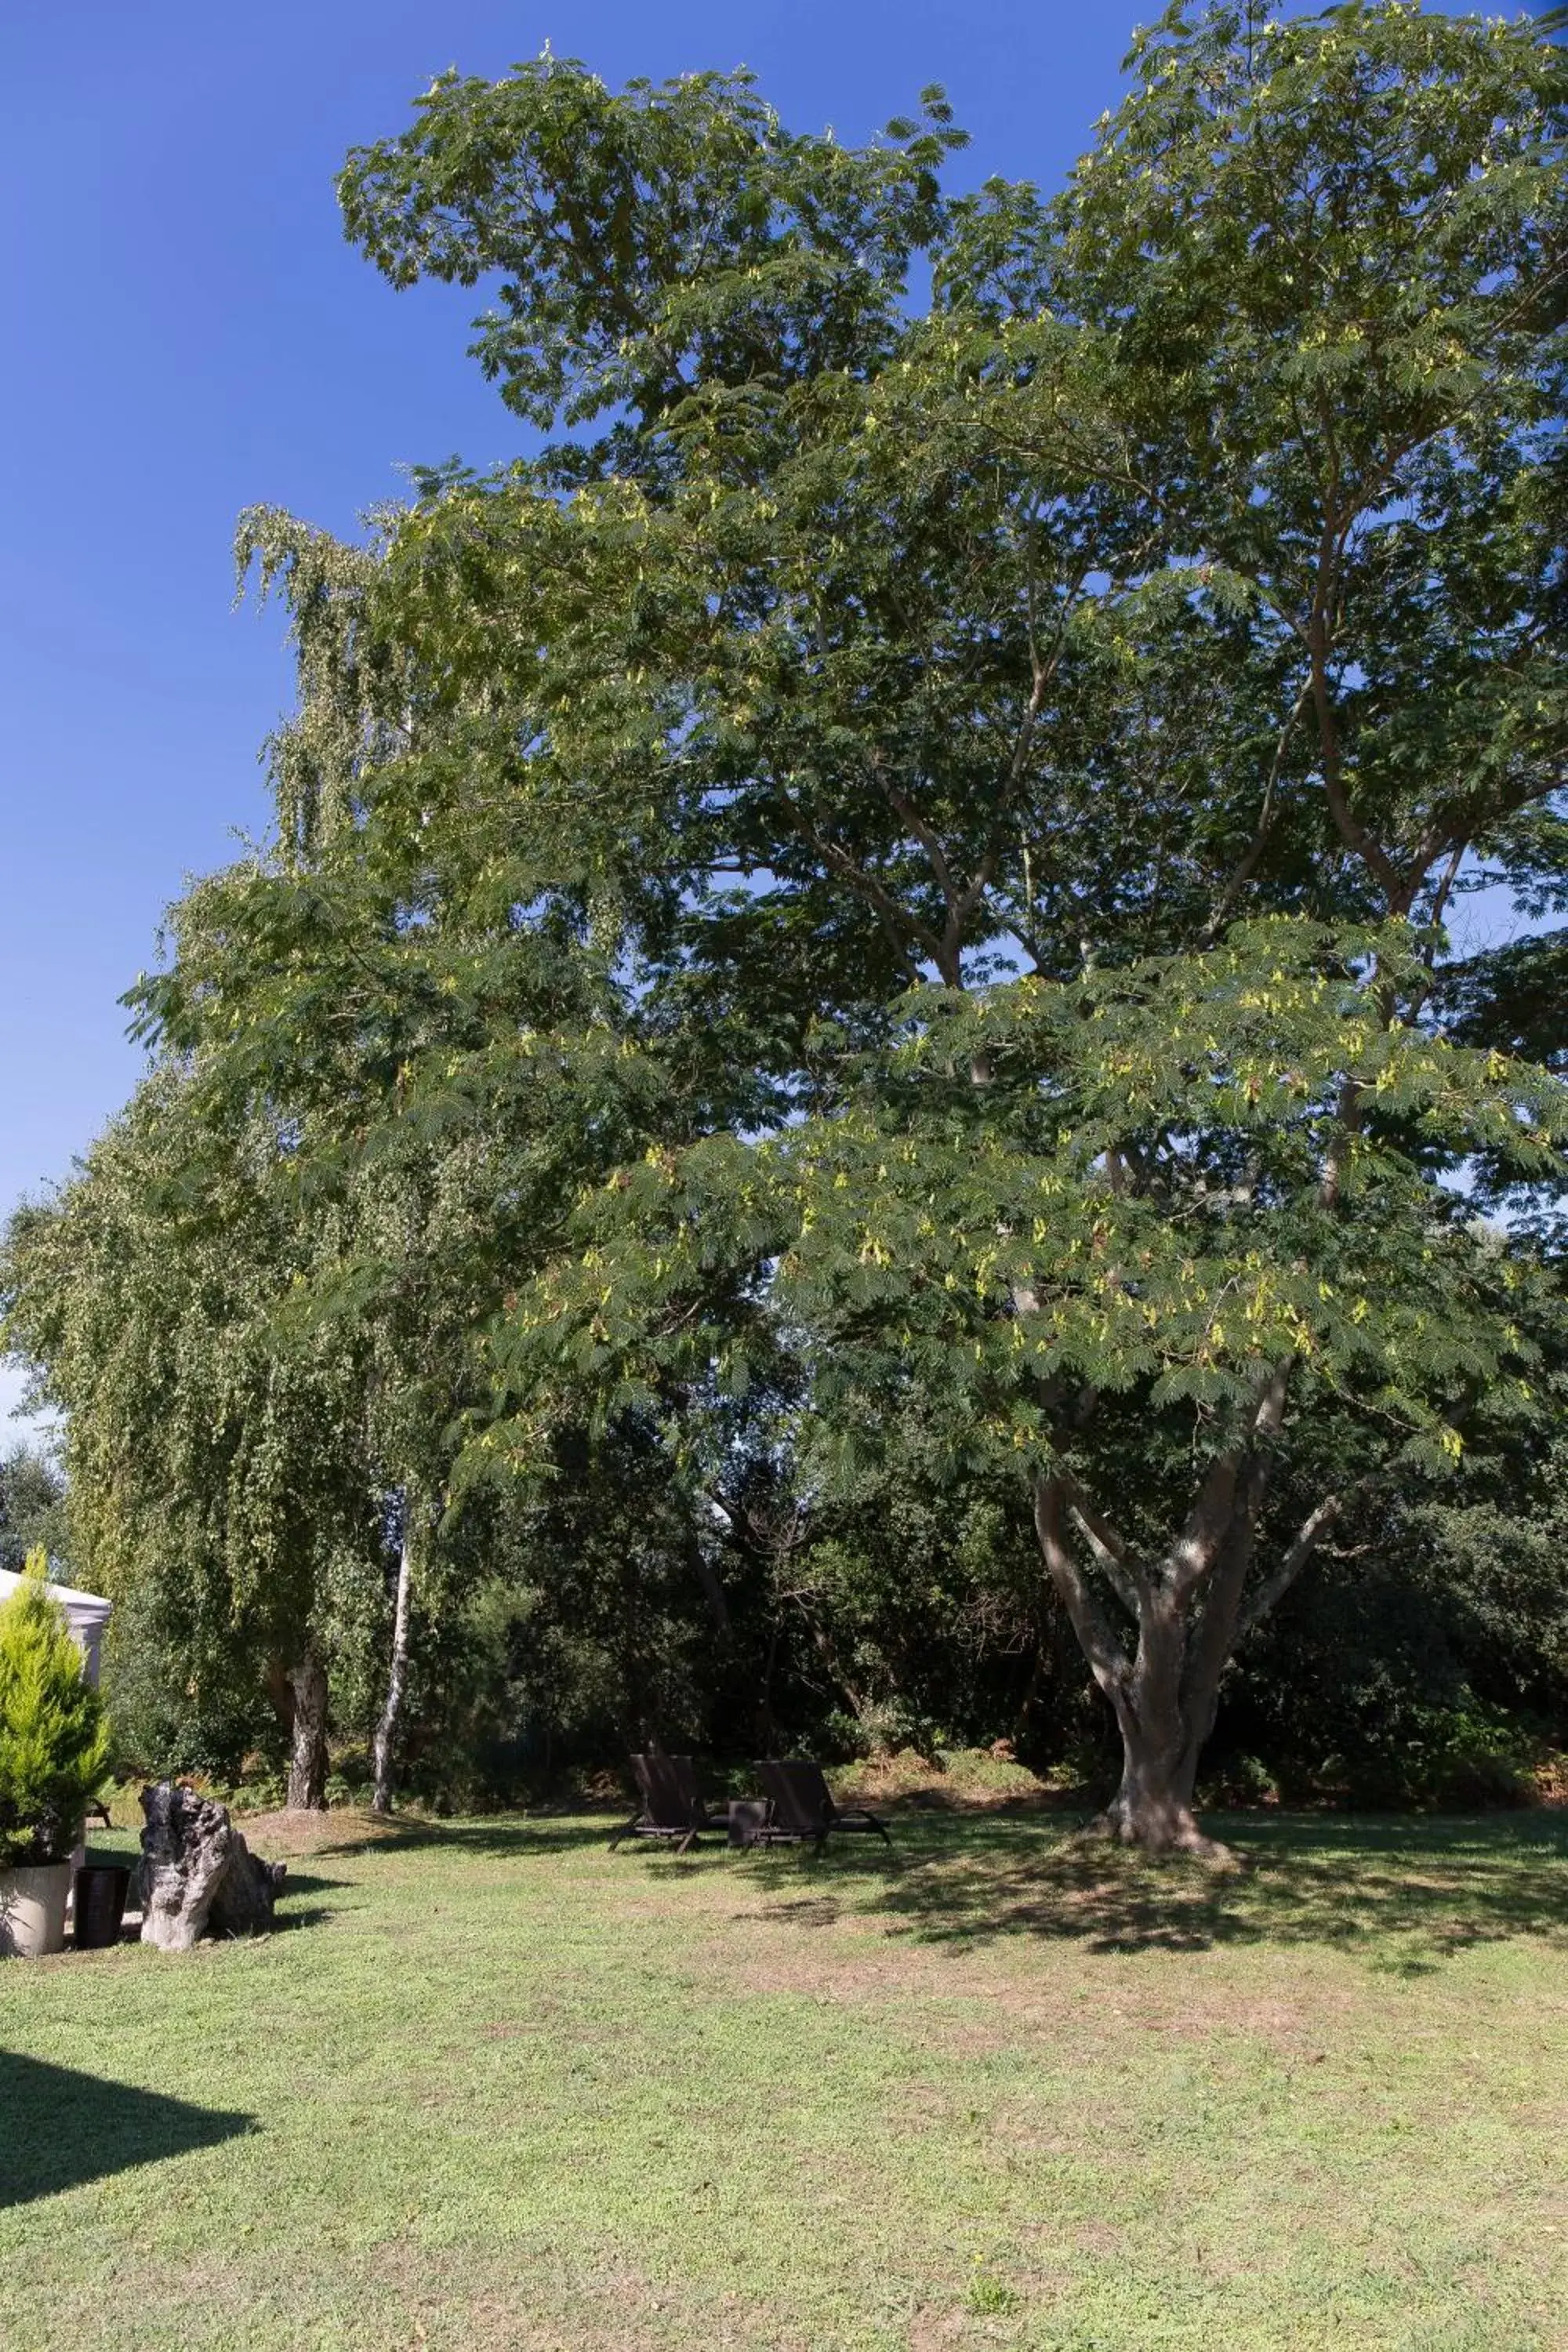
(834, 1744), (1082, 1813)
(220, 1806), (400, 1860)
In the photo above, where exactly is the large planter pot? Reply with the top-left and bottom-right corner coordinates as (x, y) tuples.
(0, 1861), (72, 1958)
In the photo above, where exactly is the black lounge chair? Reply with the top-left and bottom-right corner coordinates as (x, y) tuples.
(610, 1754), (727, 1854)
(754, 1758), (892, 1849)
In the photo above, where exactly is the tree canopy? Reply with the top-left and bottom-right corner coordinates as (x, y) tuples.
(4, 0), (1566, 1842)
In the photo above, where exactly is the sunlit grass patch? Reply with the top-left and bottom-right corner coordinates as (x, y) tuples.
(2, 1806), (1565, 2349)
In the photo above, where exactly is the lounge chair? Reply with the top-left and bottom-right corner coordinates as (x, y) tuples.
(754, 1758), (892, 1849)
(610, 1754), (728, 1854)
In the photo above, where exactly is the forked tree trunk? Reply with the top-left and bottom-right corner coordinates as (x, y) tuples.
(285, 1640), (329, 1813)
(371, 1514), (414, 1815)
(1079, 1574), (1240, 1860)
(1090, 1622), (1229, 1860)
(1031, 1370), (1340, 1860)
(1032, 1478), (1225, 1854)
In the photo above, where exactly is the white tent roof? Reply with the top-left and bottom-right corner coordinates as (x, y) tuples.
(0, 1567), (112, 1686)
(0, 1566), (112, 1635)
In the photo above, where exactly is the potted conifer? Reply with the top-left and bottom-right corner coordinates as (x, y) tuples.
(0, 1554), (110, 1958)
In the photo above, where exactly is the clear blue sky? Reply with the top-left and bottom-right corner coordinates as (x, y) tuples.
(0, 2), (1539, 1435)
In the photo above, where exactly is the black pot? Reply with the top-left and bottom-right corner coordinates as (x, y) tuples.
(73, 1863), (132, 1950)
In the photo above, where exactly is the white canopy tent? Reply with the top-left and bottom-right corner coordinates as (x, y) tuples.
(0, 1566), (112, 1685)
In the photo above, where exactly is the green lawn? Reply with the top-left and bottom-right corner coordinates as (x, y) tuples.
(2, 1806), (1566, 2351)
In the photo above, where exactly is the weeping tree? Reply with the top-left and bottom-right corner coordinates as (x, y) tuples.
(125, 797), (677, 1813)
(0, 1079), (383, 1808)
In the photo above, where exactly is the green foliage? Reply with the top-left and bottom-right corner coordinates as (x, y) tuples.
(0, 1444), (70, 1578)
(1045, 0), (1568, 921)
(1218, 1550), (1537, 1810)
(492, 919), (1564, 1491)
(338, 59), (966, 439)
(2, 1076), (387, 1773)
(0, 1557), (109, 1867)
(6, 4), (1568, 1813)
(100, 1573), (284, 1785)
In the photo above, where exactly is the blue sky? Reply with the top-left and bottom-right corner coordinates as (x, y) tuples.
(0, 3), (1547, 1436)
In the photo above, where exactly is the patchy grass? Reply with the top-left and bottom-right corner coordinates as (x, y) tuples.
(3, 1806), (1566, 2350)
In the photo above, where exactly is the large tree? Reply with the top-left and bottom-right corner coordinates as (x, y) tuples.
(7, 2), (1565, 1839)
(316, 3), (1568, 1845)
(492, 919), (1563, 1851)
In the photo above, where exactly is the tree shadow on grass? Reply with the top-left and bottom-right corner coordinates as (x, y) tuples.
(309, 1815), (619, 1864)
(0, 2052), (255, 2208)
(275, 1866), (349, 1911)
(733, 1812), (1568, 1969)
(272, 1869), (347, 1936)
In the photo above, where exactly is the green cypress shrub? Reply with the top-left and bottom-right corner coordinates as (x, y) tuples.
(0, 1552), (110, 1867)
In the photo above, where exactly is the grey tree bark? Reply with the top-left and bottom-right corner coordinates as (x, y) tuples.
(285, 1638), (329, 1812)
(1032, 1370), (1340, 1857)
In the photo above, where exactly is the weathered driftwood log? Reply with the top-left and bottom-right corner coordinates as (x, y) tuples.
(138, 1781), (286, 1952)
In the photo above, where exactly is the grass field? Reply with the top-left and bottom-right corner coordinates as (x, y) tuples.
(2, 1804), (1566, 2351)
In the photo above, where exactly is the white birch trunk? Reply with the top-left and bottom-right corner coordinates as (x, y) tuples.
(371, 1515), (414, 1815)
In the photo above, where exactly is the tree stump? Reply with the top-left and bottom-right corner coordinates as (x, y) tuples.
(138, 1782), (286, 1951)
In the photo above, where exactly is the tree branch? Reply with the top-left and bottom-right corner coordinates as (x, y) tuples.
(1163, 1365), (1289, 1601)
(1201, 676), (1312, 944)
(781, 795), (943, 974)
(1057, 1467), (1145, 1619)
(1235, 1490), (1343, 1645)
(1032, 1474), (1133, 1700)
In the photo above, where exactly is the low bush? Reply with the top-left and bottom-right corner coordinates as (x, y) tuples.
(0, 1554), (110, 1865)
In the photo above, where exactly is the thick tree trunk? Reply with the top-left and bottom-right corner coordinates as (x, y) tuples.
(1030, 1374), (1329, 1863)
(1073, 1571), (1238, 1859)
(371, 1515), (414, 1816)
(1086, 1633), (1235, 1859)
(1091, 1738), (1211, 1855)
(285, 1640), (329, 1813)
